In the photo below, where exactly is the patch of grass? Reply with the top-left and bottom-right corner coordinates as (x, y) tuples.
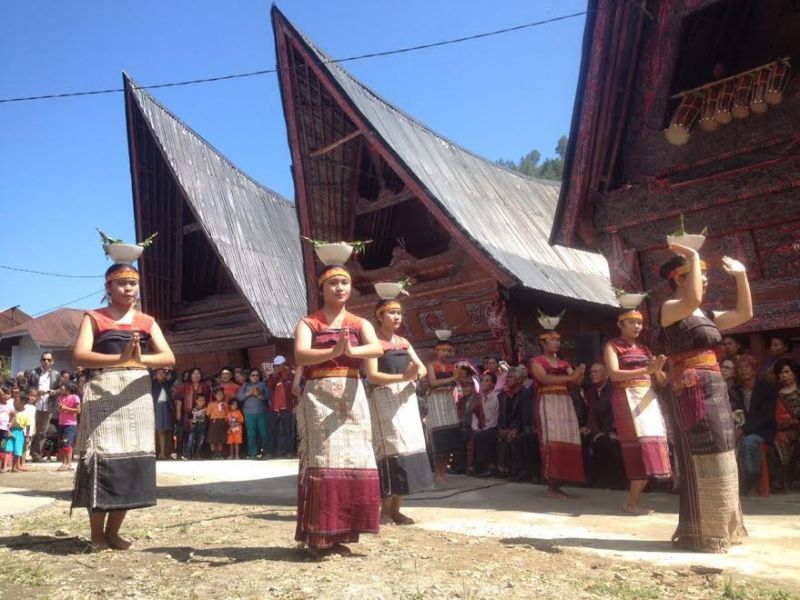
(585, 580), (660, 600)
(0, 561), (48, 586)
(721, 578), (798, 600)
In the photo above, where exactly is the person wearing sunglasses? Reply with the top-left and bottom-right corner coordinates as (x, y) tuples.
(26, 352), (61, 462)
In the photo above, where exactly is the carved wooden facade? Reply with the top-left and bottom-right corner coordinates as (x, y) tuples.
(554, 0), (800, 356)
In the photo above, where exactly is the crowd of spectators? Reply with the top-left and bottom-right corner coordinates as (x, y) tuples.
(2, 331), (798, 498)
(437, 331), (800, 497)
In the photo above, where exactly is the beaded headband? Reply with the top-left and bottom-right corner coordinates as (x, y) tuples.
(617, 310), (643, 323)
(318, 266), (352, 288)
(106, 267), (140, 283)
(668, 260), (707, 281)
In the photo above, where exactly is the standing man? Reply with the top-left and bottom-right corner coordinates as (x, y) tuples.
(27, 352), (60, 462)
(266, 356), (296, 457)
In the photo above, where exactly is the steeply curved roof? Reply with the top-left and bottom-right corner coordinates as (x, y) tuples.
(125, 75), (306, 338)
(272, 7), (615, 307)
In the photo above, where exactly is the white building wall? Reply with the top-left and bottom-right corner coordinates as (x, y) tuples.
(10, 336), (74, 376)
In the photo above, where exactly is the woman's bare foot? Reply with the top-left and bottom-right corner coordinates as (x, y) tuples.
(380, 513), (395, 525)
(434, 474), (447, 483)
(623, 504), (654, 515)
(106, 533), (132, 550)
(392, 512), (415, 525)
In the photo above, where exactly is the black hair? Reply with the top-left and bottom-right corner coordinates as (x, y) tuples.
(62, 382), (79, 395)
(482, 372), (498, 385)
(316, 265), (352, 290)
(105, 263), (139, 279)
(769, 332), (793, 352)
(195, 393), (207, 401)
(60, 369), (71, 377)
(773, 358), (800, 381)
(659, 255), (686, 292)
(0, 384), (12, 395)
(40, 351), (53, 360)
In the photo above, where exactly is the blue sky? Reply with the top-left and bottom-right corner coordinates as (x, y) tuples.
(0, 0), (588, 317)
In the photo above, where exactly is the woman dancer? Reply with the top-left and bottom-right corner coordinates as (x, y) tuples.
(659, 244), (752, 552)
(603, 308), (672, 515)
(72, 263), (175, 550)
(293, 256), (383, 559)
(365, 296), (433, 525)
(425, 338), (462, 482)
(529, 325), (585, 499)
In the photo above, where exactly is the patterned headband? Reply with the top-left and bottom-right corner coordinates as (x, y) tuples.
(106, 267), (140, 283)
(318, 266), (352, 288)
(669, 260), (707, 281)
(539, 331), (561, 341)
(618, 310), (643, 323)
(377, 300), (402, 315)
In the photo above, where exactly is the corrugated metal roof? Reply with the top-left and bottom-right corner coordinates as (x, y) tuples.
(0, 308), (84, 348)
(125, 76), (307, 338)
(281, 13), (616, 307)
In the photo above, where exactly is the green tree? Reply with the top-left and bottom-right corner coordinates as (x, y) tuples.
(496, 136), (568, 181)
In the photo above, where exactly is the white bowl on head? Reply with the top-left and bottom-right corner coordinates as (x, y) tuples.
(314, 243), (353, 266)
(537, 316), (561, 330)
(374, 282), (404, 300)
(434, 329), (452, 340)
(617, 293), (646, 309)
(666, 234), (705, 251)
(104, 243), (143, 264)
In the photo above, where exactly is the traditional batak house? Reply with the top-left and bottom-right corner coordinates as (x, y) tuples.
(123, 74), (307, 372)
(271, 7), (618, 364)
(553, 0), (800, 359)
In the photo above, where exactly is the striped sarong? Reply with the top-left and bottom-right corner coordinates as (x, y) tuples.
(295, 376), (380, 549)
(611, 381), (672, 481)
(369, 381), (433, 497)
(538, 389), (584, 484)
(426, 387), (461, 456)
(72, 368), (156, 512)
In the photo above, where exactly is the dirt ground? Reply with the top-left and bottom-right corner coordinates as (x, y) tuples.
(1, 461), (798, 600)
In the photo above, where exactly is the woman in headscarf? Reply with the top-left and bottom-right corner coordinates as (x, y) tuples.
(365, 298), (432, 525)
(293, 261), (383, 559)
(658, 243), (752, 552)
(72, 263), (175, 551)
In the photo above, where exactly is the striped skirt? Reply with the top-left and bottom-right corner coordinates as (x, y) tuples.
(611, 382), (672, 481)
(369, 381), (433, 497)
(295, 376), (380, 549)
(72, 368), (156, 512)
(538, 391), (584, 484)
(426, 387), (461, 456)
(663, 368), (745, 552)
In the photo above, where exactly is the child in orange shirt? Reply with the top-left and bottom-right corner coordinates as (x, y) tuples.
(227, 398), (244, 460)
(206, 388), (228, 460)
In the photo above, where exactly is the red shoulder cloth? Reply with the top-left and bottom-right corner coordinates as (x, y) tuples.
(87, 308), (154, 334)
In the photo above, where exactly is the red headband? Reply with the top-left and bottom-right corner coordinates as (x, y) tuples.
(106, 267), (140, 282)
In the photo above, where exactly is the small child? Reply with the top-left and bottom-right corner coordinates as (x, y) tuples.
(56, 383), (81, 471)
(24, 389), (38, 461)
(10, 394), (30, 472)
(227, 398), (244, 460)
(0, 384), (13, 473)
(206, 388), (228, 460)
(186, 394), (208, 460)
